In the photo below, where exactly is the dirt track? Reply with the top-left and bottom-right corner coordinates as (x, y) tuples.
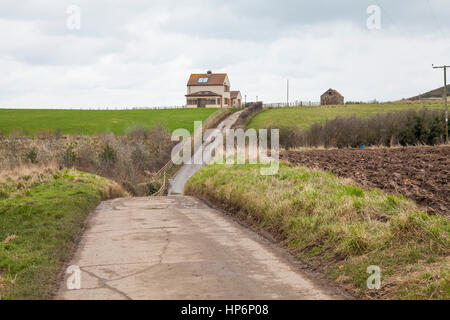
(281, 146), (449, 216)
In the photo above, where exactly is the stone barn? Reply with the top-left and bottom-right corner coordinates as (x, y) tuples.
(320, 88), (344, 105)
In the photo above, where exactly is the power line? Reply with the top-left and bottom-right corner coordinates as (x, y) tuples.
(432, 64), (449, 143)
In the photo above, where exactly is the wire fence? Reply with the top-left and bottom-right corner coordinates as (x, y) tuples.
(0, 105), (188, 110)
(263, 101), (320, 108)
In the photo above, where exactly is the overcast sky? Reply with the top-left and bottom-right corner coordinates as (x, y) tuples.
(1, 0), (450, 108)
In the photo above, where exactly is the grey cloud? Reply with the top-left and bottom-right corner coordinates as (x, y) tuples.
(0, 0), (450, 107)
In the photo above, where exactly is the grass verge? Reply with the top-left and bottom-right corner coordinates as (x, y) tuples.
(0, 169), (126, 299)
(185, 162), (449, 299)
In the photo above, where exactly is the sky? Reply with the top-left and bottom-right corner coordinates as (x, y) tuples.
(1, 0), (450, 108)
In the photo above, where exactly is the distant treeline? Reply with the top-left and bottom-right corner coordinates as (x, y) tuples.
(273, 108), (449, 149)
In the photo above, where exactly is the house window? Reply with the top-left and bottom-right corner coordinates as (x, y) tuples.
(198, 77), (208, 83)
(187, 98), (197, 105)
(225, 98), (229, 105)
(217, 98), (221, 105)
(224, 85), (229, 92)
(206, 98), (216, 105)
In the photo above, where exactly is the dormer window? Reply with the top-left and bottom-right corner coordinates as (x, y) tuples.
(198, 77), (209, 83)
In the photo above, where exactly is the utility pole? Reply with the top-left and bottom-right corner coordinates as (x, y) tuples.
(287, 79), (289, 107)
(433, 64), (449, 143)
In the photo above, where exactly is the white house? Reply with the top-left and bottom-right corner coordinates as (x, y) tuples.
(186, 71), (241, 108)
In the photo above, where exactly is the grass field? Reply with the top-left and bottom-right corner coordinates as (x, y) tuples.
(0, 108), (218, 136)
(0, 168), (125, 299)
(185, 163), (449, 299)
(248, 102), (446, 129)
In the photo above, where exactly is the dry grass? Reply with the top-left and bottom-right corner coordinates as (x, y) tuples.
(0, 162), (59, 183)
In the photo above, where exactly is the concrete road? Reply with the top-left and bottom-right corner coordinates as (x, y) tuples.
(168, 110), (243, 195)
(57, 196), (342, 300)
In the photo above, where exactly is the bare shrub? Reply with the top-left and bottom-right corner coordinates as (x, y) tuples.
(233, 102), (263, 129)
(61, 146), (76, 168)
(276, 108), (448, 149)
(25, 149), (38, 164)
(55, 128), (63, 140)
(35, 129), (53, 140)
(1, 125), (174, 197)
(99, 143), (118, 175)
(74, 143), (97, 172)
(125, 125), (151, 140)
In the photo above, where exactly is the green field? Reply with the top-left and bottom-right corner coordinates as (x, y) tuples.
(248, 102), (446, 129)
(0, 108), (218, 136)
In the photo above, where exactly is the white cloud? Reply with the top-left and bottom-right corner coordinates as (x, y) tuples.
(0, 1), (449, 108)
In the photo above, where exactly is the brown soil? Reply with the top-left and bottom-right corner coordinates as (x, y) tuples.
(281, 146), (450, 216)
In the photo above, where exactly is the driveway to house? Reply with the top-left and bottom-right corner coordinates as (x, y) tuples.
(167, 110), (243, 195)
(57, 196), (343, 299)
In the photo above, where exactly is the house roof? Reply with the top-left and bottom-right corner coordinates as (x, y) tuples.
(185, 91), (222, 97)
(187, 73), (227, 86)
(230, 91), (241, 99)
(321, 88), (344, 97)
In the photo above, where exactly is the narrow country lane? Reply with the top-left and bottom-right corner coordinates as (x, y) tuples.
(57, 196), (343, 299)
(167, 110), (243, 195)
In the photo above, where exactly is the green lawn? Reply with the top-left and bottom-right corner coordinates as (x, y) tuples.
(185, 163), (449, 299)
(249, 102), (446, 129)
(0, 108), (218, 136)
(0, 169), (125, 299)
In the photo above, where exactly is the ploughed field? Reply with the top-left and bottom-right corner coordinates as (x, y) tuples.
(281, 146), (449, 216)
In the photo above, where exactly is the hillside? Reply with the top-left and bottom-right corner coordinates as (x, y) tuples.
(409, 86), (447, 100)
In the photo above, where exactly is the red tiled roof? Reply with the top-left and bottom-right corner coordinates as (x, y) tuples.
(230, 91), (241, 99)
(185, 91), (222, 97)
(187, 73), (227, 86)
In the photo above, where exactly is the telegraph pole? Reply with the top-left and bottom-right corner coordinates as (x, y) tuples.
(433, 64), (449, 143)
(287, 79), (289, 107)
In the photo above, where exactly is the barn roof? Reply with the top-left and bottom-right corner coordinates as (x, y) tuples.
(322, 88), (344, 97)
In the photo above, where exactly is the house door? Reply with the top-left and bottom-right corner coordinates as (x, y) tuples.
(197, 98), (206, 108)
